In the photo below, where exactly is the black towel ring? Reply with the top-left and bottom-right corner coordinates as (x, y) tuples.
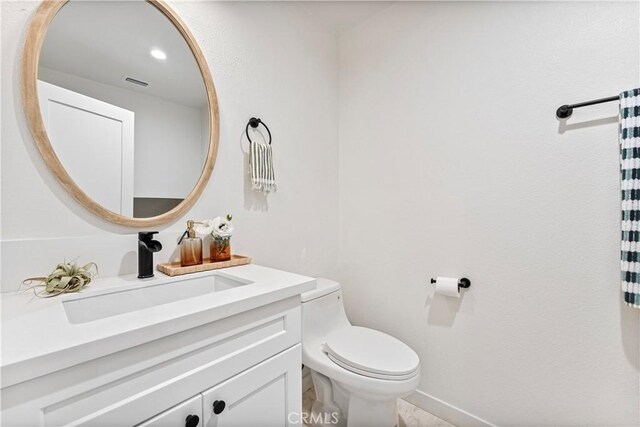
(245, 117), (272, 145)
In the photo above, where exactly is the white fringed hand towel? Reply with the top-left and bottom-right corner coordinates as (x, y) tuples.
(620, 88), (640, 308)
(250, 142), (276, 193)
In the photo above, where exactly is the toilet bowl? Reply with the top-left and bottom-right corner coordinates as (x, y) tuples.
(302, 279), (421, 427)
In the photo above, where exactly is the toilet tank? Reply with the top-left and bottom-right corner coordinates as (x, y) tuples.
(301, 278), (350, 344)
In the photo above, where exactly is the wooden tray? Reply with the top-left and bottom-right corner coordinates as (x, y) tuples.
(157, 255), (251, 277)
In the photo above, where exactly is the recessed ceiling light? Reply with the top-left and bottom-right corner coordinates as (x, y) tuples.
(150, 49), (167, 60)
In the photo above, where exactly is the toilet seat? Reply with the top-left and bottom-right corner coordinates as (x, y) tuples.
(323, 326), (420, 381)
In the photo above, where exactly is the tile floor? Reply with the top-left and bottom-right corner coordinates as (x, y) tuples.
(302, 387), (455, 427)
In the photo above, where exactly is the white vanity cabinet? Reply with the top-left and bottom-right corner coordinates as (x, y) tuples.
(1, 282), (311, 427)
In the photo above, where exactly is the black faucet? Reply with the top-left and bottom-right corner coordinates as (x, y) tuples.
(138, 231), (162, 279)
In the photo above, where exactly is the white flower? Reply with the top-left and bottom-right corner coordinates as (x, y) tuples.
(193, 219), (215, 237)
(211, 215), (234, 239)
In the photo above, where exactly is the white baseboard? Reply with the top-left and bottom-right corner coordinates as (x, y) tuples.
(403, 389), (496, 427)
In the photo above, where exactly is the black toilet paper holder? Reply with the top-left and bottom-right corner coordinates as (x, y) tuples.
(430, 277), (471, 289)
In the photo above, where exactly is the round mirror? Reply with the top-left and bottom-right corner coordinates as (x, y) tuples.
(22, 0), (219, 227)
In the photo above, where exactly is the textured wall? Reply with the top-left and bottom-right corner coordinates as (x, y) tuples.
(338, 2), (639, 425)
(0, 1), (339, 291)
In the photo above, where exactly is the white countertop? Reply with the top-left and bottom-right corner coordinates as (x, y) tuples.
(0, 264), (316, 388)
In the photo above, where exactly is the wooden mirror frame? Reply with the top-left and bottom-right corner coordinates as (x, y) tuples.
(22, 0), (219, 227)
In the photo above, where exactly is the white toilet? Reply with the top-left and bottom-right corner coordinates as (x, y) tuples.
(302, 278), (421, 427)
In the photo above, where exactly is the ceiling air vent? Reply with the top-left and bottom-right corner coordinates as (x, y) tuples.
(124, 76), (149, 87)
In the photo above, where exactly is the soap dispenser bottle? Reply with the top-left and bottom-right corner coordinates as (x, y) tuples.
(180, 220), (203, 267)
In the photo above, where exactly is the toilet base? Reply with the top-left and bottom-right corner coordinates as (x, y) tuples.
(309, 371), (400, 427)
(309, 371), (346, 427)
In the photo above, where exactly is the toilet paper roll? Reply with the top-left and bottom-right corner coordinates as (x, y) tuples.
(434, 276), (460, 298)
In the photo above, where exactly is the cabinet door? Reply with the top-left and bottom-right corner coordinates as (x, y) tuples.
(202, 344), (301, 427)
(137, 395), (203, 427)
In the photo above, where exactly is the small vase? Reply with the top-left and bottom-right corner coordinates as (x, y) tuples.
(211, 238), (231, 262)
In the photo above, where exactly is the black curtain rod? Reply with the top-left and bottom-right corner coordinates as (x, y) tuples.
(556, 95), (620, 119)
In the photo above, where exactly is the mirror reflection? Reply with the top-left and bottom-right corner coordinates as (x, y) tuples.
(38, 0), (210, 218)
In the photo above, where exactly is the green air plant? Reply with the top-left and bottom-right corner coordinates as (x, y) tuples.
(22, 261), (98, 298)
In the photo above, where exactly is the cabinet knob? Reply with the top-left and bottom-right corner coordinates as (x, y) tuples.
(212, 400), (226, 415)
(185, 414), (199, 427)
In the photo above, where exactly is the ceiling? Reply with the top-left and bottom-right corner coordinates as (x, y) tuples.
(39, 1), (208, 108)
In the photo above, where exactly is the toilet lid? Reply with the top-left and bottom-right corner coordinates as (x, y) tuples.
(323, 327), (419, 379)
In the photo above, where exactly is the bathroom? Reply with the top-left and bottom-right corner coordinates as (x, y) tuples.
(1, 0), (639, 426)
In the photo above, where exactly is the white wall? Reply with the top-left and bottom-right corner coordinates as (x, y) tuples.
(39, 67), (207, 199)
(338, 2), (639, 426)
(1, 1), (339, 291)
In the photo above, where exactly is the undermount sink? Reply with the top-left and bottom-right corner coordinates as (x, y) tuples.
(62, 273), (250, 324)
